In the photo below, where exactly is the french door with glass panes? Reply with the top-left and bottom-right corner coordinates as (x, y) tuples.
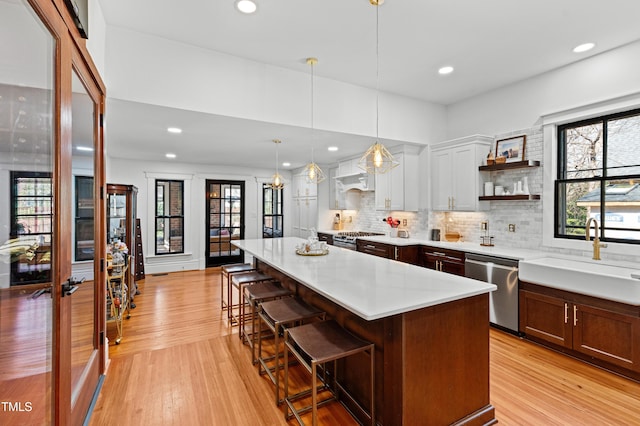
(206, 180), (245, 266)
(0, 0), (106, 424)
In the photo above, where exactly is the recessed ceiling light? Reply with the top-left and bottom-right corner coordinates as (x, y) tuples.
(573, 43), (595, 53)
(166, 153), (177, 159)
(327, 146), (339, 152)
(282, 162), (291, 167)
(438, 66), (454, 75)
(77, 146), (94, 152)
(235, 0), (257, 14)
(167, 127), (182, 134)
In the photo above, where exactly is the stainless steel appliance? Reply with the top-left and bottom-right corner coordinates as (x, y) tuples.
(332, 231), (384, 250)
(465, 253), (520, 335)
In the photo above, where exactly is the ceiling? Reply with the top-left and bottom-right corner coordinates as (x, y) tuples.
(96, 0), (640, 169)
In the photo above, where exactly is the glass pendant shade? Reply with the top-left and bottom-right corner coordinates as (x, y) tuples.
(304, 57), (326, 184)
(270, 172), (284, 189)
(360, 0), (398, 175)
(269, 139), (284, 189)
(358, 141), (398, 174)
(304, 161), (326, 184)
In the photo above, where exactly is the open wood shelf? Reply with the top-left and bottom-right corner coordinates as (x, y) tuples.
(479, 160), (540, 171)
(479, 194), (541, 201)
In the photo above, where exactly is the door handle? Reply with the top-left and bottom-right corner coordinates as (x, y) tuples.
(573, 305), (578, 326)
(61, 276), (86, 297)
(564, 303), (568, 324)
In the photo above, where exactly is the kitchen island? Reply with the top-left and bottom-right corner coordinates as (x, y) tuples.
(233, 237), (497, 426)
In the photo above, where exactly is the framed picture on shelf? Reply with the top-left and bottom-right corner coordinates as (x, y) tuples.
(495, 135), (526, 163)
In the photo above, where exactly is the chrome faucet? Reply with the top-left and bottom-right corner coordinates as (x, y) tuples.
(585, 218), (607, 260)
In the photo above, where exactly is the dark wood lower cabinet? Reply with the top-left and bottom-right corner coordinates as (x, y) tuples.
(520, 282), (640, 379)
(356, 240), (419, 264)
(317, 232), (333, 245)
(421, 246), (465, 276)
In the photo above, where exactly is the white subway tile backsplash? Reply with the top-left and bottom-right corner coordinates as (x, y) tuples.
(335, 126), (637, 263)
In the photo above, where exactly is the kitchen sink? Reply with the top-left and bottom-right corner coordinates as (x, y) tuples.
(519, 256), (640, 305)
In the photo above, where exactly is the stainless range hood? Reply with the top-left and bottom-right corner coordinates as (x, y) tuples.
(334, 172), (375, 192)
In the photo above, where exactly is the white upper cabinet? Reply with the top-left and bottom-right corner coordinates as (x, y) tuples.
(374, 146), (420, 211)
(291, 171), (318, 198)
(337, 158), (361, 177)
(431, 135), (492, 211)
(291, 170), (318, 237)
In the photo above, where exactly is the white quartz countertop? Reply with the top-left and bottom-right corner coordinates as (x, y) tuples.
(233, 237), (496, 321)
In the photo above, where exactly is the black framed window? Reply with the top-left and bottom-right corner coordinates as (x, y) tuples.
(556, 108), (640, 244)
(263, 184), (283, 238)
(155, 179), (184, 254)
(75, 176), (94, 261)
(10, 171), (53, 284)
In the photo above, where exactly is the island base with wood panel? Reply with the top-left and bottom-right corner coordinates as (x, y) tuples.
(256, 259), (496, 426)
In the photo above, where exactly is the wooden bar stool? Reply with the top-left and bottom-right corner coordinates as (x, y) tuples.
(257, 298), (325, 405)
(230, 271), (274, 329)
(242, 281), (292, 361)
(220, 263), (255, 318)
(283, 320), (375, 426)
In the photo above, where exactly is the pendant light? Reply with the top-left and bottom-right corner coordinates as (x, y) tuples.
(303, 57), (326, 184)
(269, 139), (284, 189)
(358, 0), (399, 174)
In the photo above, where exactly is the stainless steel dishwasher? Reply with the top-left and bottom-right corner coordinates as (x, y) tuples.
(465, 253), (520, 335)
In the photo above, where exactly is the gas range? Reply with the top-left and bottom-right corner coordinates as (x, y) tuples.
(333, 231), (384, 250)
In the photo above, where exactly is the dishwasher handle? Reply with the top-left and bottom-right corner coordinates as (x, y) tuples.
(465, 253), (519, 268)
(465, 258), (518, 272)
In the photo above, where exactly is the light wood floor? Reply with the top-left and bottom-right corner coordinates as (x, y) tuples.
(89, 269), (640, 425)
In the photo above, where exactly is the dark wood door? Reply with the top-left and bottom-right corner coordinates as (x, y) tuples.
(206, 180), (245, 267)
(573, 303), (640, 372)
(519, 290), (572, 348)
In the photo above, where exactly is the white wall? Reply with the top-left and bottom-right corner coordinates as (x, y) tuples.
(441, 40), (640, 263)
(87, 0), (107, 78)
(446, 40), (640, 138)
(106, 157), (293, 273)
(104, 26), (446, 145)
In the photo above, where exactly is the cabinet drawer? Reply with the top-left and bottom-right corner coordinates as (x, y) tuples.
(317, 233), (333, 245)
(356, 240), (392, 259)
(420, 246), (465, 275)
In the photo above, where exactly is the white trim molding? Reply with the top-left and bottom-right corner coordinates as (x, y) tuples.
(541, 92), (640, 258)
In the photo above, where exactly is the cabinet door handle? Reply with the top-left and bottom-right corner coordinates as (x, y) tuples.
(448, 197), (451, 210)
(573, 305), (578, 326)
(365, 245), (376, 249)
(451, 197), (455, 210)
(394, 246), (398, 260)
(564, 303), (568, 324)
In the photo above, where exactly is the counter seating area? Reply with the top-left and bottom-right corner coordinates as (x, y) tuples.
(224, 263), (376, 426)
(232, 237), (497, 425)
(220, 263), (255, 318)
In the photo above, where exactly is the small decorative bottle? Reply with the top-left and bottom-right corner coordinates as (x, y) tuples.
(523, 176), (530, 195)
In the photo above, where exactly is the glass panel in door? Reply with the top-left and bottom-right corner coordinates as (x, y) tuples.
(206, 180), (245, 267)
(69, 68), (100, 413)
(0, 1), (54, 423)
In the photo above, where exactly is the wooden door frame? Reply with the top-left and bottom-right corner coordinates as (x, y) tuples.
(26, 0), (107, 424)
